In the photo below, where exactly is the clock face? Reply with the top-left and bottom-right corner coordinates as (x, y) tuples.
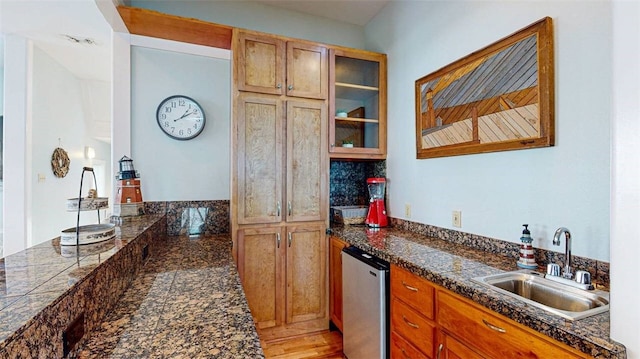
(156, 95), (206, 140)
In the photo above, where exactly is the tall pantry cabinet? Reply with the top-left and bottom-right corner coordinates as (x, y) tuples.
(231, 29), (329, 340)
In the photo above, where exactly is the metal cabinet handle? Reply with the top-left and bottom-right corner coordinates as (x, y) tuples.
(288, 232), (292, 247)
(288, 84), (293, 90)
(288, 201), (292, 216)
(402, 315), (419, 329)
(276, 83), (282, 89)
(276, 233), (281, 248)
(400, 348), (410, 359)
(436, 343), (443, 359)
(482, 319), (506, 333)
(276, 201), (281, 217)
(402, 281), (419, 292)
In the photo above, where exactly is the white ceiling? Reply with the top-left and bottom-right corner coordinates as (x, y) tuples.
(0, 0), (390, 81)
(0, 0), (112, 82)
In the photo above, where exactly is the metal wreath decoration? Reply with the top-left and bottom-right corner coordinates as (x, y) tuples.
(51, 147), (70, 178)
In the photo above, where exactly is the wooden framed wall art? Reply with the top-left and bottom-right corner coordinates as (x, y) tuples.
(415, 17), (554, 159)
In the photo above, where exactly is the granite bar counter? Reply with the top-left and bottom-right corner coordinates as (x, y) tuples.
(0, 215), (167, 357)
(330, 224), (626, 358)
(76, 235), (264, 358)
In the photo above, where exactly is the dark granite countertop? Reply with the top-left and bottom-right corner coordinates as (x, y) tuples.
(330, 224), (626, 358)
(76, 235), (264, 359)
(0, 215), (165, 350)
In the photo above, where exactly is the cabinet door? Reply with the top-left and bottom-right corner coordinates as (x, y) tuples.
(236, 31), (285, 95)
(286, 100), (327, 222)
(285, 224), (327, 324)
(329, 236), (348, 332)
(237, 227), (285, 329)
(236, 93), (284, 224)
(286, 41), (328, 99)
(329, 48), (387, 159)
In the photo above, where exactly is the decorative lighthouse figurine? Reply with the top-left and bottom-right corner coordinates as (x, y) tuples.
(517, 224), (538, 269)
(112, 156), (145, 218)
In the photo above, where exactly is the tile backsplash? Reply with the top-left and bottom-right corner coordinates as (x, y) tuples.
(330, 160), (386, 206)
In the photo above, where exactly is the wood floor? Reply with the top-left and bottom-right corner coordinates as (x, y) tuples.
(261, 330), (344, 359)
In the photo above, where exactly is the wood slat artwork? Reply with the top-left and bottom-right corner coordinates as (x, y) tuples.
(422, 104), (539, 148)
(415, 17), (554, 158)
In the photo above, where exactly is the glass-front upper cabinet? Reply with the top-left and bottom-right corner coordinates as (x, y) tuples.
(329, 48), (387, 159)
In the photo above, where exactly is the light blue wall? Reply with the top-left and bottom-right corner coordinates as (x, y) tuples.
(365, 1), (611, 261)
(130, 0), (365, 49)
(130, 46), (231, 201)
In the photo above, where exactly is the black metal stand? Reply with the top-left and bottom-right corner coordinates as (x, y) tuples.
(75, 167), (100, 246)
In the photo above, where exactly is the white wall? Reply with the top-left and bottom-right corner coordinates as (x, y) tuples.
(610, 1), (640, 357)
(0, 63), (4, 115)
(129, 0), (365, 49)
(30, 46), (111, 246)
(130, 45), (230, 201)
(2, 35), (30, 256)
(365, 1), (611, 261)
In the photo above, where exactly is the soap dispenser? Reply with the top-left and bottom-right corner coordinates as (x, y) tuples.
(517, 224), (538, 269)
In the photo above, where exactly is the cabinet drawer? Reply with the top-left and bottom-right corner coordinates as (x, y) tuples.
(391, 331), (429, 359)
(391, 265), (435, 319)
(437, 291), (584, 359)
(441, 333), (484, 359)
(391, 297), (435, 357)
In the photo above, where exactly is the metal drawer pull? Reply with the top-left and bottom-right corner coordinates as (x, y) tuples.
(400, 348), (410, 359)
(436, 343), (443, 359)
(288, 84), (294, 90)
(402, 315), (419, 329)
(276, 83), (282, 89)
(276, 233), (281, 248)
(288, 232), (292, 247)
(402, 281), (419, 292)
(482, 319), (506, 333)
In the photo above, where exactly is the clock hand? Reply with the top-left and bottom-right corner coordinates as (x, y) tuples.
(174, 110), (195, 121)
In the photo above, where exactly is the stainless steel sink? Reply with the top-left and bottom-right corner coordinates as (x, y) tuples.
(472, 270), (609, 320)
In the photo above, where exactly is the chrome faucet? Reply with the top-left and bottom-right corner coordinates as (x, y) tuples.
(553, 227), (573, 279)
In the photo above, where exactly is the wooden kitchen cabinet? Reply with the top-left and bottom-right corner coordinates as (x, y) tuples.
(390, 264), (591, 359)
(390, 265), (436, 358)
(236, 30), (327, 99)
(329, 47), (387, 159)
(233, 30), (329, 339)
(437, 290), (588, 359)
(235, 93), (283, 225)
(329, 236), (348, 332)
(236, 227), (283, 329)
(285, 99), (328, 222)
(237, 224), (327, 339)
(235, 93), (327, 225)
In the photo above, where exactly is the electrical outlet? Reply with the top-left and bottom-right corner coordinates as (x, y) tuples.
(452, 210), (462, 228)
(405, 203), (411, 218)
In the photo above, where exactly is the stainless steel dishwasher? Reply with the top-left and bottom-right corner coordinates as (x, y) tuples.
(342, 245), (390, 359)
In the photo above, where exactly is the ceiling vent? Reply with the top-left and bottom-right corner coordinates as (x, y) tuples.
(61, 34), (98, 46)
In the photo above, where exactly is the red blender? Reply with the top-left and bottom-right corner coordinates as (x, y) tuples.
(365, 178), (388, 228)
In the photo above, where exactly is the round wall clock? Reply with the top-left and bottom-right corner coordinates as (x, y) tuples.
(156, 95), (206, 140)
